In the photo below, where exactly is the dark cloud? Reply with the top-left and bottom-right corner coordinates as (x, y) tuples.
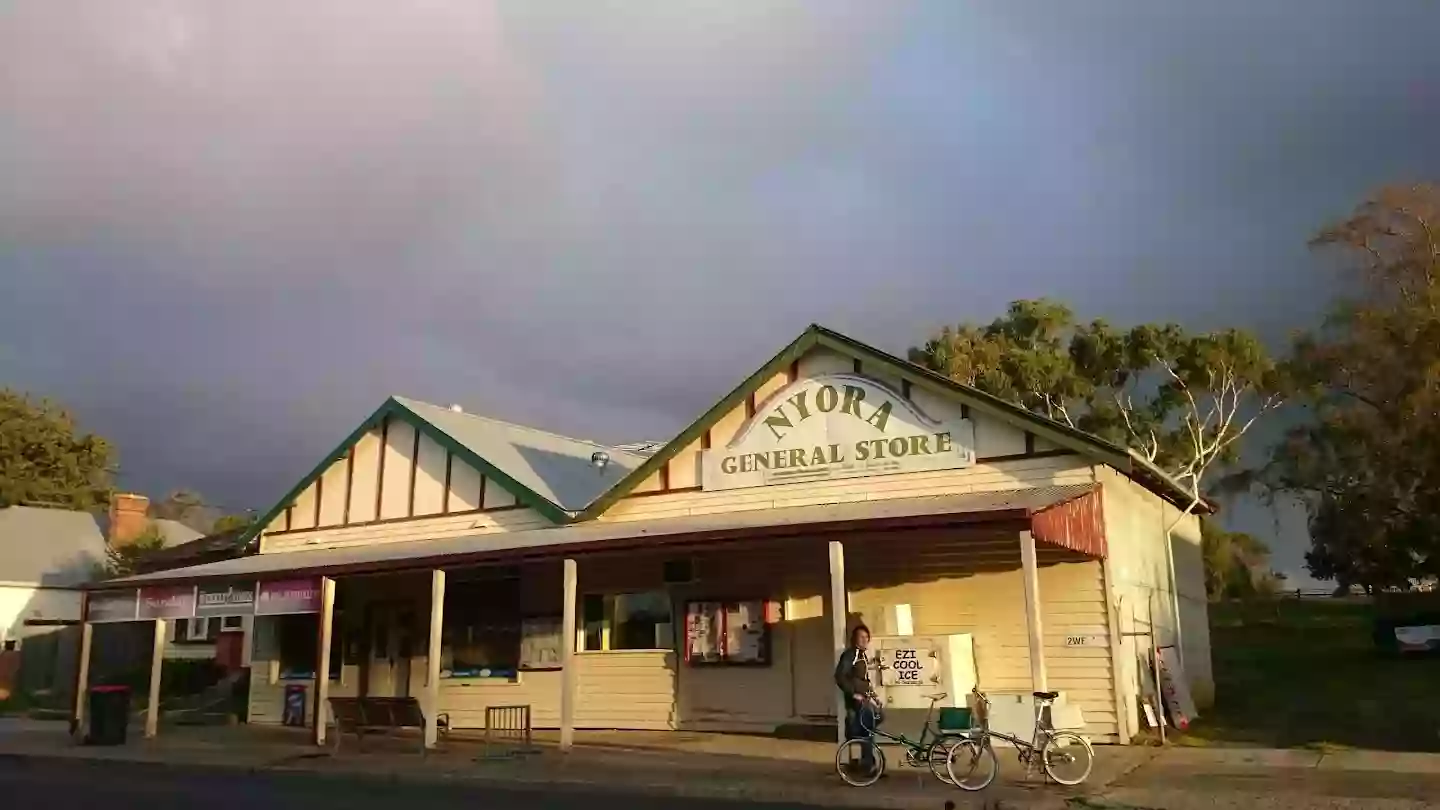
(2, 2), (1437, 577)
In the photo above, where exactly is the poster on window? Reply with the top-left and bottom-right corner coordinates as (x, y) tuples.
(724, 601), (767, 664)
(686, 600), (770, 665)
(519, 617), (563, 670)
(685, 602), (723, 663)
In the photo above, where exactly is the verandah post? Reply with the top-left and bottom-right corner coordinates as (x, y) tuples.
(72, 618), (93, 733)
(312, 577), (336, 745)
(425, 569), (445, 748)
(828, 540), (847, 744)
(1020, 530), (1048, 692)
(559, 558), (578, 751)
(145, 618), (166, 738)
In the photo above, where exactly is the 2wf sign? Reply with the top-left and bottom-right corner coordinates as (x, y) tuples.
(879, 647), (935, 687)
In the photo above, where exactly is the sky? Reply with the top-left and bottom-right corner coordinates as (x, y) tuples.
(2, 2), (1438, 581)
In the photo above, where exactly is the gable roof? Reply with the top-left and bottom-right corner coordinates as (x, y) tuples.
(247, 324), (1207, 541)
(394, 397), (647, 513)
(0, 505), (107, 587)
(578, 324), (1207, 518)
(246, 396), (649, 541)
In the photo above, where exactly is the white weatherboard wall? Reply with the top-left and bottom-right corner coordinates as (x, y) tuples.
(0, 585), (82, 644)
(1098, 466), (1211, 740)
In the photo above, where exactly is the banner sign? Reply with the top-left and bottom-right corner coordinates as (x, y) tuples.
(195, 583), (257, 617)
(702, 373), (976, 492)
(256, 579), (322, 615)
(138, 585), (197, 620)
(87, 589), (138, 623)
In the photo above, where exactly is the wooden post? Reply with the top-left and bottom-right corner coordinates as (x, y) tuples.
(313, 577), (336, 745)
(424, 569), (445, 748)
(73, 621), (93, 732)
(559, 558), (578, 751)
(828, 540), (847, 743)
(1020, 531), (1047, 693)
(145, 619), (166, 738)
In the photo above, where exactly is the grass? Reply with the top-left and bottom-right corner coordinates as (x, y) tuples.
(1173, 599), (1440, 752)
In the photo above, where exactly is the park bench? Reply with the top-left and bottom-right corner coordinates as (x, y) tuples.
(327, 696), (448, 754)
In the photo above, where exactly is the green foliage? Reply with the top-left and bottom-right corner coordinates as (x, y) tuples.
(1243, 184), (1440, 591)
(102, 522), (166, 578)
(1202, 519), (1275, 600)
(0, 390), (115, 510)
(910, 299), (1286, 499)
(211, 512), (254, 533)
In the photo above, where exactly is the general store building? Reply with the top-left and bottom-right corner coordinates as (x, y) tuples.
(85, 326), (1211, 746)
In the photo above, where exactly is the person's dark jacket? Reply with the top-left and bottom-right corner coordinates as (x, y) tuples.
(834, 646), (872, 710)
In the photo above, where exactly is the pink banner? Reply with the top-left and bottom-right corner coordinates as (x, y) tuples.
(138, 585), (196, 620)
(256, 579), (321, 615)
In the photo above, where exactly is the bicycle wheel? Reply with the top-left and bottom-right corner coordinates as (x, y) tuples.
(835, 737), (886, 787)
(945, 736), (998, 792)
(1040, 731), (1094, 786)
(923, 735), (964, 784)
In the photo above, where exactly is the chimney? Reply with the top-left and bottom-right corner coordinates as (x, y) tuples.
(108, 493), (151, 547)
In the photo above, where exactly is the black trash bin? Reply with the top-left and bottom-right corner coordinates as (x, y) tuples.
(87, 685), (131, 746)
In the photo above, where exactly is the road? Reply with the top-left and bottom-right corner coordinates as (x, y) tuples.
(0, 756), (848, 810)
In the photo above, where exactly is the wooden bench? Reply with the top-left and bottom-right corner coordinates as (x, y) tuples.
(327, 697), (448, 754)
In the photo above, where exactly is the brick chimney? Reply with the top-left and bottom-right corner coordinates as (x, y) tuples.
(108, 493), (151, 547)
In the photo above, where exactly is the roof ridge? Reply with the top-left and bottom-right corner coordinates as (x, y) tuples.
(395, 396), (648, 459)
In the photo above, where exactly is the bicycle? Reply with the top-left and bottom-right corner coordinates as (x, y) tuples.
(945, 686), (1094, 790)
(834, 690), (972, 788)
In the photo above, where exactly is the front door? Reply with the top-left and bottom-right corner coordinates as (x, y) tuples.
(364, 603), (416, 698)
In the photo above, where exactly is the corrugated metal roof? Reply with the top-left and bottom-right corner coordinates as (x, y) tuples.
(0, 506), (107, 587)
(102, 485), (1096, 587)
(396, 397), (650, 512)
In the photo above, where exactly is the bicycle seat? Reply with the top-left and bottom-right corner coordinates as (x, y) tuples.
(1033, 691), (1060, 701)
(923, 692), (948, 702)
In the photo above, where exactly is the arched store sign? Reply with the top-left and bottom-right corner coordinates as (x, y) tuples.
(701, 373), (976, 492)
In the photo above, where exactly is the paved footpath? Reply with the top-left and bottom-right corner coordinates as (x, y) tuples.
(5, 719), (1440, 809)
(1089, 747), (1440, 809)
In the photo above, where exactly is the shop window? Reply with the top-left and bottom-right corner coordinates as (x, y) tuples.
(442, 577), (521, 678)
(684, 600), (772, 666)
(580, 591), (673, 652)
(275, 614), (340, 680)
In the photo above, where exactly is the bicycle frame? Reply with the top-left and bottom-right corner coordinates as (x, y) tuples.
(856, 694), (953, 759)
(968, 691), (1060, 772)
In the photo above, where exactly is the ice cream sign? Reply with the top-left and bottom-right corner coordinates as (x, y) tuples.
(702, 373), (976, 492)
(878, 646), (940, 687)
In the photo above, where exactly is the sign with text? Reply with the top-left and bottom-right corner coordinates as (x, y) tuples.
(138, 585), (197, 620)
(255, 579), (322, 615)
(878, 646), (939, 687)
(195, 583), (257, 617)
(87, 589), (138, 623)
(702, 373), (975, 492)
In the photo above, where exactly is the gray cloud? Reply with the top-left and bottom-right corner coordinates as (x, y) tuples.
(2, 2), (1437, 576)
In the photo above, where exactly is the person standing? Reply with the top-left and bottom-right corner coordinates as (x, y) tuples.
(834, 623), (878, 773)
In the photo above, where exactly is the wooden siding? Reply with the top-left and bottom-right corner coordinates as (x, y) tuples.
(1097, 467), (1210, 740)
(439, 652), (676, 731)
(258, 423), (545, 555)
(844, 531), (1119, 741)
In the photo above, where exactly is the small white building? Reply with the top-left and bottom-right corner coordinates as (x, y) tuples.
(90, 325), (1211, 745)
(0, 505), (107, 699)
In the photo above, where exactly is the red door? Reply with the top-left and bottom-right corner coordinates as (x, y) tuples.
(215, 632), (244, 671)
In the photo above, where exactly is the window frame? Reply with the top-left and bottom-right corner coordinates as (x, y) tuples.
(577, 590), (675, 653)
